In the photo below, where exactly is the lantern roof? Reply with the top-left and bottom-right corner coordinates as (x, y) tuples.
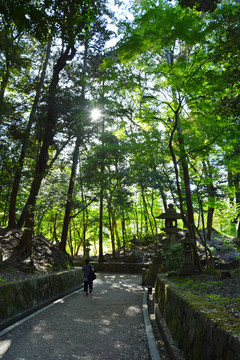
(156, 203), (181, 219)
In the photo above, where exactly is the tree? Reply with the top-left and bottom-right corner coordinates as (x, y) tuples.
(8, 38), (52, 228)
(116, 0), (232, 269)
(19, 0), (107, 254)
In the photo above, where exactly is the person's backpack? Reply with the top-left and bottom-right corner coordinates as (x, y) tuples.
(88, 265), (96, 281)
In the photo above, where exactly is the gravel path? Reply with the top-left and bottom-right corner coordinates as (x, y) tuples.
(0, 274), (150, 360)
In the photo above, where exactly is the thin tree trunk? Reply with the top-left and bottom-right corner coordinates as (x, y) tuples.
(98, 116), (105, 262)
(114, 216), (121, 249)
(68, 228), (74, 258)
(134, 203), (139, 238)
(122, 213), (126, 259)
(199, 199), (208, 267)
(168, 115), (187, 227)
(98, 187), (104, 262)
(59, 137), (80, 252)
(140, 184), (155, 241)
(53, 212), (59, 244)
(108, 197), (116, 259)
(203, 160), (216, 241)
(228, 170), (234, 205)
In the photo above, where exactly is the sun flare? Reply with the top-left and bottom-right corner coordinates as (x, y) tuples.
(91, 108), (101, 120)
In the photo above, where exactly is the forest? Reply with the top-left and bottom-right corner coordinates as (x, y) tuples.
(0, 0), (240, 267)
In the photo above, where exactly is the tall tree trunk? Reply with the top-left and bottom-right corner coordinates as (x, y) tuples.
(8, 38), (52, 228)
(177, 116), (202, 272)
(59, 39), (89, 252)
(207, 206), (214, 241)
(228, 170), (234, 205)
(140, 184), (155, 242)
(59, 137), (80, 252)
(98, 187), (104, 262)
(114, 216), (121, 249)
(52, 212), (59, 244)
(108, 197), (116, 259)
(202, 160), (216, 241)
(121, 213), (126, 259)
(98, 113), (105, 262)
(149, 190), (159, 252)
(134, 203), (139, 238)
(177, 122), (195, 236)
(20, 45), (76, 254)
(168, 112), (187, 226)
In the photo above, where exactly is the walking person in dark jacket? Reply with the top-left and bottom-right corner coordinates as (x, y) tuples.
(82, 258), (95, 296)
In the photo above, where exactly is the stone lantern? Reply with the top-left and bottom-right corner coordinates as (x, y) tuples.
(127, 235), (141, 263)
(84, 240), (91, 259)
(156, 203), (182, 248)
(180, 233), (198, 275)
(129, 235), (140, 254)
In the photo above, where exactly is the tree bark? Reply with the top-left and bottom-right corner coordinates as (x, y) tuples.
(98, 117), (105, 262)
(98, 187), (104, 262)
(59, 39), (89, 253)
(140, 184), (155, 237)
(20, 45), (76, 254)
(228, 170), (234, 205)
(59, 137), (80, 252)
(177, 117), (202, 272)
(121, 213), (126, 259)
(168, 111), (186, 225)
(203, 160), (216, 241)
(108, 196), (116, 259)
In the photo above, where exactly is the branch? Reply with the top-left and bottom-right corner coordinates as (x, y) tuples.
(70, 192), (101, 219)
(177, 125), (231, 164)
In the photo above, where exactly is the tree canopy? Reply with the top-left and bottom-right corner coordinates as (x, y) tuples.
(0, 0), (239, 267)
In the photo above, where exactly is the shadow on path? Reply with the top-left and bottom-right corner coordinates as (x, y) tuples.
(0, 274), (150, 360)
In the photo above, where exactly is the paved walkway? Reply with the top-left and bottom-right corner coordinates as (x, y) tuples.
(0, 274), (150, 360)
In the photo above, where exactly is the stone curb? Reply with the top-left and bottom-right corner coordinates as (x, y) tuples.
(143, 288), (161, 360)
(154, 305), (185, 360)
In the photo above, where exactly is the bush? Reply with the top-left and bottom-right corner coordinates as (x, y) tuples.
(162, 244), (183, 272)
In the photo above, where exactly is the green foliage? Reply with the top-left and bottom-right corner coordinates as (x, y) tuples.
(162, 244), (183, 272)
(0, 0), (240, 260)
(178, 0), (220, 12)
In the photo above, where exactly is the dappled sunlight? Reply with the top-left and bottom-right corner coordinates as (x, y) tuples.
(32, 323), (46, 334)
(104, 275), (117, 282)
(98, 289), (109, 295)
(0, 339), (11, 357)
(110, 281), (142, 294)
(100, 319), (110, 326)
(125, 305), (141, 317)
(0, 274), (147, 359)
(98, 319), (111, 335)
(54, 298), (65, 304)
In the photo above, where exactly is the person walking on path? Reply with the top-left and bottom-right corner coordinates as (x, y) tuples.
(82, 258), (95, 295)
